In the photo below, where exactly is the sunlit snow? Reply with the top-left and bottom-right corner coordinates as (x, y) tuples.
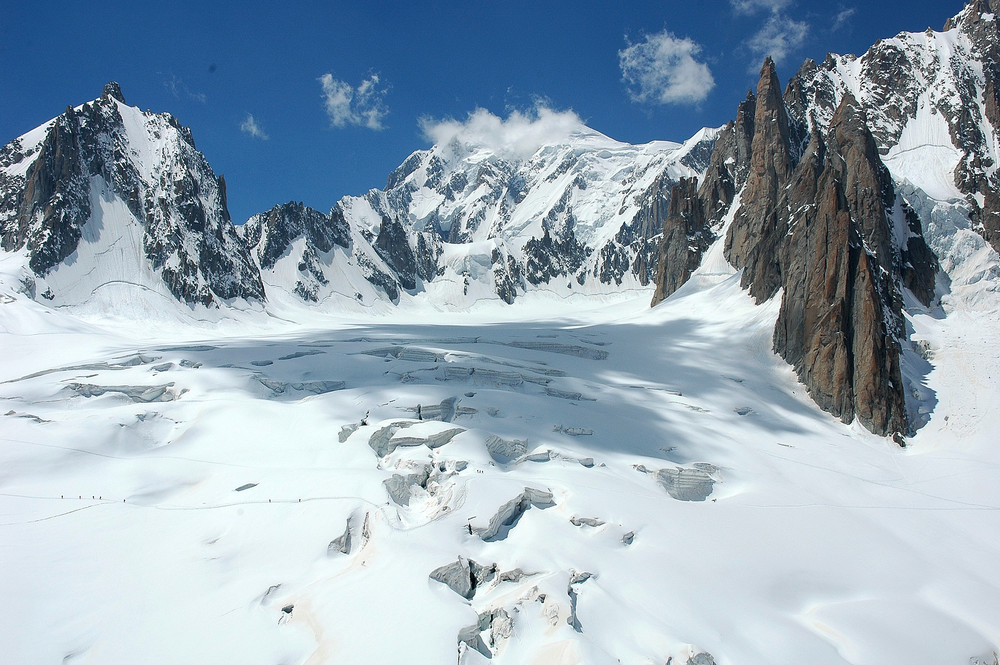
(2, 235), (999, 663)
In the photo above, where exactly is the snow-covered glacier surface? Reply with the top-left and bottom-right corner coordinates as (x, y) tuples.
(1, 263), (998, 665)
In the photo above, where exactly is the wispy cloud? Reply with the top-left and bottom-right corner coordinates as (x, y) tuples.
(729, 0), (793, 14)
(746, 15), (809, 66)
(319, 73), (389, 130)
(419, 106), (586, 161)
(729, 0), (810, 68)
(832, 7), (857, 31)
(240, 113), (269, 140)
(163, 74), (206, 104)
(619, 29), (715, 106)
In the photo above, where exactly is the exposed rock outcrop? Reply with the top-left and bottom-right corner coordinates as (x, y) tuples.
(787, 0), (1000, 255)
(952, 0), (1000, 254)
(654, 54), (940, 438)
(741, 76), (935, 437)
(651, 177), (711, 305)
(320, 120), (719, 305)
(375, 216), (418, 290)
(0, 83), (264, 305)
(725, 58), (794, 302)
(772, 98), (911, 436)
(240, 201), (349, 301)
(651, 92), (755, 304)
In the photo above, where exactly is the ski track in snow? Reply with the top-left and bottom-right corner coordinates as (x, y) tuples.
(1, 270), (999, 665)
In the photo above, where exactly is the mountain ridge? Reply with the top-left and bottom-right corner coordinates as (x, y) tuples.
(1, 0), (999, 440)
(653, 0), (1000, 437)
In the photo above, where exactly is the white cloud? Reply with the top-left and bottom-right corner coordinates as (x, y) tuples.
(619, 29), (715, 106)
(319, 73), (388, 130)
(240, 113), (269, 140)
(163, 74), (206, 103)
(832, 7), (857, 31)
(729, 0), (793, 13)
(419, 106), (588, 161)
(746, 15), (809, 65)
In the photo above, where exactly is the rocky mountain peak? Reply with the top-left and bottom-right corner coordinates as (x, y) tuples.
(650, 177), (710, 305)
(101, 81), (125, 104)
(945, 0), (1000, 32)
(773, 91), (918, 437)
(650, 90), (755, 306)
(1, 85), (264, 307)
(650, 0), (1000, 439)
(723, 55), (794, 302)
(659, 51), (941, 438)
(946, 1), (1000, 100)
(304, 117), (720, 306)
(824, 93), (898, 269)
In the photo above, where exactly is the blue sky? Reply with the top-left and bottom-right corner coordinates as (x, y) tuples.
(2, 0), (965, 223)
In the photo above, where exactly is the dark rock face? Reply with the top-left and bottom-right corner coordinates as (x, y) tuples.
(722, 90), (758, 193)
(951, 0), (1000, 254)
(523, 223), (588, 286)
(786, 1), (1000, 255)
(1, 84), (264, 305)
(649, 92), (755, 305)
(746, 84), (936, 437)
(251, 202), (349, 269)
(649, 96), (758, 306)
(977, 187), (1000, 252)
(615, 135), (718, 290)
(102, 81), (125, 103)
(725, 58), (794, 302)
(4, 107), (91, 276)
(242, 200), (445, 303)
(650, 177), (711, 305)
(143, 164), (265, 305)
(356, 252), (400, 302)
(609, 170), (674, 288)
(372, 217), (443, 297)
(375, 216), (418, 291)
(772, 102), (910, 436)
(240, 201), (349, 302)
(654, 50), (941, 437)
(492, 248), (523, 304)
(415, 232), (443, 283)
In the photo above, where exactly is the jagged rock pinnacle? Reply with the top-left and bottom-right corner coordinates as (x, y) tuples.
(102, 81), (125, 104)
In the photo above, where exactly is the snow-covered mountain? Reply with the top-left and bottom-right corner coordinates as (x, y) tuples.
(654, 0), (1000, 438)
(0, 1), (999, 433)
(0, 83), (264, 317)
(783, 0), (1000, 281)
(0, 83), (718, 314)
(242, 117), (718, 308)
(3, 3), (1000, 664)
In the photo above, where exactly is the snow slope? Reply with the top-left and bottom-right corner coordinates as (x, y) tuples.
(2, 6), (1000, 662)
(1, 247), (998, 664)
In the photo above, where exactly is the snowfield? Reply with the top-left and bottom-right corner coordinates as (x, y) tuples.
(1, 257), (998, 665)
(3, 7), (1000, 657)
